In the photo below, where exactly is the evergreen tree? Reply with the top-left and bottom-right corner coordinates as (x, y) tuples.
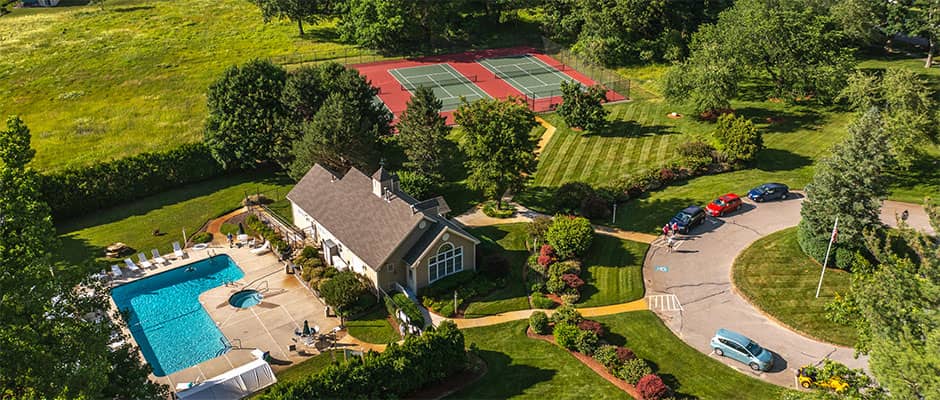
(712, 113), (762, 163)
(397, 86), (449, 178)
(797, 108), (892, 262)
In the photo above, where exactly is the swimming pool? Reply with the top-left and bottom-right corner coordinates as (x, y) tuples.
(111, 255), (244, 377)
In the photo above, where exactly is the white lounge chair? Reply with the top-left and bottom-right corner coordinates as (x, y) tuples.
(173, 241), (186, 258)
(138, 253), (154, 269)
(123, 258), (141, 272)
(110, 264), (123, 277)
(151, 249), (168, 265)
(250, 241), (271, 255)
(236, 234), (249, 247)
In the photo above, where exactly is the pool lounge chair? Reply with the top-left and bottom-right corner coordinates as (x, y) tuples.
(151, 249), (168, 265)
(138, 253), (155, 269)
(250, 241), (270, 255)
(173, 241), (186, 258)
(110, 264), (123, 277)
(123, 258), (141, 273)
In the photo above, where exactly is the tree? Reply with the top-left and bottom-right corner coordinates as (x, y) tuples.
(797, 109), (892, 262)
(397, 170), (436, 199)
(712, 113), (762, 163)
(662, 26), (737, 114)
(0, 116), (167, 399)
(205, 59), (287, 169)
(251, 0), (331, 36)
(887, 0), (940, 68)
(826, 203), (940, 399)
(289, 92), (385, 178)
(397, 86), (449, 178)
(338, 0), (463, 53)
(546, 215), (594, 260)
(557, 82), (609, 132)
(318, 271), (366, 317)
(454, 98), (537, 207)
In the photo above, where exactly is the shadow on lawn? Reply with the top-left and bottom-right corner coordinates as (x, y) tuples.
(452, 349), (557, 398)
(735, 106), (825, 134)
(754, 148), (813, 172)
(614, 195), (698, 233)
(594, 120), (678, 138)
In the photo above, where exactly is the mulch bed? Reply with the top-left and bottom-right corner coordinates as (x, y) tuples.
(526, 327), (642, 400)
(403, 352), (487, 400)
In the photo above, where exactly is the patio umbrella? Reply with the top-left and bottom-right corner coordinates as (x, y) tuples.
(302, 320), (311, 337)
(237, 223), (245, 235)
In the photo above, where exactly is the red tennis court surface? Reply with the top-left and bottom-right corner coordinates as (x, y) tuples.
(352, 47), (628, 125)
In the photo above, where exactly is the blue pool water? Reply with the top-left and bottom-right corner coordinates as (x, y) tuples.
(111, 255), (244, 377)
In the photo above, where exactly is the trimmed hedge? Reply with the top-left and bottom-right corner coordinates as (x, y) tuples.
(392, 292), (425, 328)
(529, 311), (549, 334)
(259, 321), (466, 400)
(39, 143), (227, 219)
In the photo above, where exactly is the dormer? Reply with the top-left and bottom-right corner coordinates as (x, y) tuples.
(372, 166), (397, 199)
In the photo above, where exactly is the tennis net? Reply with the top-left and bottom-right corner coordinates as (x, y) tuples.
(493, 64), (566, 79)
(399, 74), (477, 91)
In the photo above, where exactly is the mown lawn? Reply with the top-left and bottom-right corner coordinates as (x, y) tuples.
(451, 320), (624, 399)
(576, 235), (648, 308)
(732, 227), (856, 347)
(250, 349), (340, 398)
(1, 0), (366, 171)
(56, 170), (294, 267)
(463, 224), (531, 318)
(346, 307), (400, 345)
(594, 311), (789, 399)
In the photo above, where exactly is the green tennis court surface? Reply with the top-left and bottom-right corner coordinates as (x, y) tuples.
(389, 64), (489, 111)
(478, 55), (578, 99)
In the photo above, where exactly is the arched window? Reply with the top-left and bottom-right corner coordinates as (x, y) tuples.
(429, 242), (463, 283)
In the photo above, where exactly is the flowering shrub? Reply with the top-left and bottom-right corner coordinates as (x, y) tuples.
(636, 374), (670, 400)
(562, 273), (585, 289)
(537, 254), (555, 267)
(615, 346), (636, 362)
(540, 244), (555, 257)
(577, 319), (605, 336)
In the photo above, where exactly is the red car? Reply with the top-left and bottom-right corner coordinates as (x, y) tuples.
(706, 193), (742, 217)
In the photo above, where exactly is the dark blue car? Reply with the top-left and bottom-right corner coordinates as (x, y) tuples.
(668, 205), (706, 234)
(747, 183), (789, 202)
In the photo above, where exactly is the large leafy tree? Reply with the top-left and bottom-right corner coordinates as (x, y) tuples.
(251, 0), (332, 36)
(827, 203), (940, 399)
(205, 59), (287, 169)
(397, 86), (449, 178)
(666, 0), (855, 105)
(887, 0), (940, 68)
(797, 109), (893, 262)
(0, 116), (166, 399)
(662, 30), (737, 114)
(289, 92), (387, 177)
(454, 98), (537, 208)
(557, 82), (609, 132)
(338, 0), (464, 53)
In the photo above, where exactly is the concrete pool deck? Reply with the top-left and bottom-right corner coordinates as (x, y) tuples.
(108, 243), (340, 389)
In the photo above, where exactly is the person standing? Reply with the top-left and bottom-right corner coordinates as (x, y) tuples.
(662, 224), (670, 237)
(671, 222), (679, 236)
(227, 232), (234, 248)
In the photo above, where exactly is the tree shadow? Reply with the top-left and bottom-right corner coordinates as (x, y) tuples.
(450, 349), (557, 399)
(301, 25), (340, 42)
(734, 106), (825, 134)
(111, 5), (155, 12)
(753, 148), (813, 172)
(514, 186), (554, 215)
(592, 120), (678, 138)
(614, 195), (700, 234)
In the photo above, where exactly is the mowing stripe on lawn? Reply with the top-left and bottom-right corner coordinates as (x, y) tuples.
(589, 138), (617, 184)
(548, 133), (580, 186)
(537, 131), (573, 186)
(572, 136), (601, 184)
(637, 132), (656, 167)
(559, 134), (591, 184)
(580, 137), (608, 185)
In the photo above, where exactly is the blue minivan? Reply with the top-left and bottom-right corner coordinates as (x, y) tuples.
(710, 328), (774, 371)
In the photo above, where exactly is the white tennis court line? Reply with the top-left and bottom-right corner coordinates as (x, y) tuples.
(389, 64), (489, 102)
(479, 55), (577, 99)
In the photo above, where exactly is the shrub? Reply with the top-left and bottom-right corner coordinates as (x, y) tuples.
(636, 374), (670, 400)
(300, 245), (319, 260)
(835, 246), (857, 271)
(529, 311), (549, 334)
(580, 195), (610, 219)
(615, 358), (653, 385)
(562, 273), (585, 289)
(551, 304), (583, 325)
(482, 201), (514, 218)
(676, 140), (715, 161)
(593, 345), (619, 369)
(38, 143), (227, 219)
(546, 215), (594, 259)
(553, 323), (580, 350)
(397, 170), (437, 200)
(320, 271), (367, 316)
(528, 255), (547, 277)
(481, 254), (510, 279)
(577, 319), (605, 337)
(527, 216), (553, 243)
(557, 82), (610, 132)
(713, 113), (762, 163)
(556, 260), (583, 275)
(391, 292), (425, 328)
(530, 282), (546, 294)
(537, 254), (555, 267)
(546, 276), (566, 294)
(553, 182), (596, 213)
(531, 293), (557, 309)
(574, 330), (600, 355)
(191, 232), (212, 244)
(616, 346), (636, 363)
(560, 291), (580, 305)
(539, 244), (555, 257)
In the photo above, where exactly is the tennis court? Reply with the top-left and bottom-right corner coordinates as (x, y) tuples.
(478, 55), (578, 99)
(388, 64), (490, 111)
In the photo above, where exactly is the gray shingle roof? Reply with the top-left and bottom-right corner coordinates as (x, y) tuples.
(286, 164), (477, 270)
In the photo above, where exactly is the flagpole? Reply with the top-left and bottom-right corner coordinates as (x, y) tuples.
(814, 216), (838, 298)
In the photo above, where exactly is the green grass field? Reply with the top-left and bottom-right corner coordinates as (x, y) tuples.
(577, 234), (647, 308)
(732, 227), (856, 347)
(594, 311), (789, 399)
(464, 224), (532, 318)
(346, 307), (400, 345)
(56, 170), (293, 267)
(1, 0), (363, 171)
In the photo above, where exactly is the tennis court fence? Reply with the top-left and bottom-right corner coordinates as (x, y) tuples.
(541, 36), (630, 101)
(493, 64), (568, 79)
(399, 75), (478, 91)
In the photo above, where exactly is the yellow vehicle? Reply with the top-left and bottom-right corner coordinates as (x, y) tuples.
(797, 366), (850, 392)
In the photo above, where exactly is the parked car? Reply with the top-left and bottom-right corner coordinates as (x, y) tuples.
(747, 183), (789, 202)
(710, 328), (774, 371)
(668, 205), (706, 234)
(706, 193), (742, 217)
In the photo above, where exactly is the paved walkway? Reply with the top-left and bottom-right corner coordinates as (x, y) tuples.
(534, 116), (556, 157)
(428, 298), (648, 329)
(205, 206), (247, 245)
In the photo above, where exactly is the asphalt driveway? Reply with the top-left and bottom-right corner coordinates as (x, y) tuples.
(643, 194), (868, 387)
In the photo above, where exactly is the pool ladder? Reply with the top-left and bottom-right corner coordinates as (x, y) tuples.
(246, 280), (270, 293)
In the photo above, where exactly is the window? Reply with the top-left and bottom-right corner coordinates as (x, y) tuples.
(428, 242), (463, 283)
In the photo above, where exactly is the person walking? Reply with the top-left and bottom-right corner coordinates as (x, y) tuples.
(662, 224), (670, 237)
(666, 235), (676, 253)
(671, 222), (680, 236)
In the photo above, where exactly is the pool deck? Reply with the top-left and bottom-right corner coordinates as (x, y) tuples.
(108, 243), (340, 389)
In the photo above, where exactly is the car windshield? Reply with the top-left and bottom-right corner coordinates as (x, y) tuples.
(676, 213), (691, 223)
(745, 341), (762, 355)
(712, 199), (725, 206)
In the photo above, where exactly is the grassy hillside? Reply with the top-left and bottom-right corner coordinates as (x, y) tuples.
(0, 0), (361, 170)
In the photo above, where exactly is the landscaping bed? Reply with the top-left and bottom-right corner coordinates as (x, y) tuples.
(732, 227), (856, 346)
